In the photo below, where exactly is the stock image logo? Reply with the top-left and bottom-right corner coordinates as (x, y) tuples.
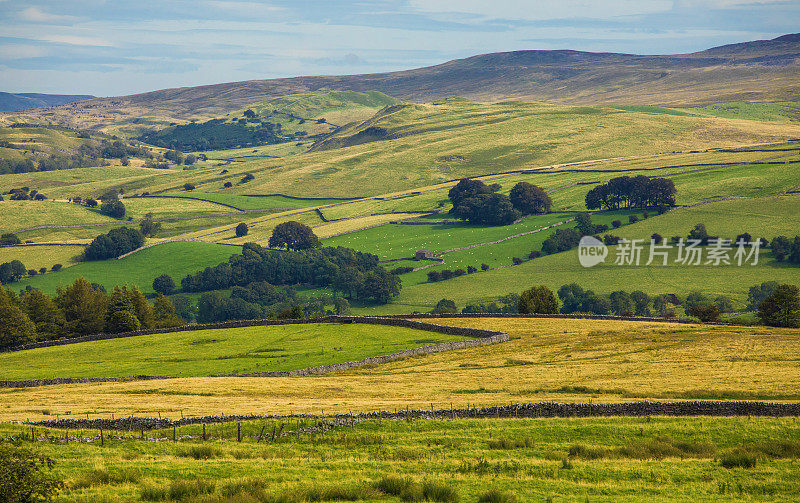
(578, 236), (608, 268)
(578, 237), (762, 268)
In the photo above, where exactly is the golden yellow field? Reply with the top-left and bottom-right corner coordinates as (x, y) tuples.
(3, 318), (798, 422)
(0, 244), (83, 271)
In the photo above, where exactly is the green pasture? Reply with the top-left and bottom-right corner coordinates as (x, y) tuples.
(11, 212), (282, 244)
(3, 416), (799, 501)
(0, 165), (175, 200)
(122, 99), (800, 198)
(692, 100), (800, 123)
(325, 212), (577, 261)
(355, 196), (800, 313)
(121, 197), (235, 220)
(364, 241), (800, 314)
(12, 241), (239, 295)
(164, 192), (352, 211)
(607, 104), (698, 116)
(0, 125), (102, 155)
(0, 244), (83, 271)
(615, 194), (800, 241)
(198, 142), (308, 159)
(669, 160), (800, 204)
(0, 200), (117, 233)
(0, 322), (460, 380)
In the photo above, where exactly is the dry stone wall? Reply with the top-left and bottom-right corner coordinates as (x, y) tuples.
(32, 400), (800, 431)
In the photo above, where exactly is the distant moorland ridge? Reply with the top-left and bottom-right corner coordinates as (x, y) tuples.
(4, 33), (799, 131)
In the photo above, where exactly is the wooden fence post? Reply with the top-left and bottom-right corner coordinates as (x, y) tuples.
(237, 422), (241, 442)
(173, 426), (176, 442)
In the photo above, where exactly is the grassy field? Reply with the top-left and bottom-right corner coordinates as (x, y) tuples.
(3, 318), (798, 422)
(312, 213), (428, 239)
(164, 192), (353, 211)
(236, 90), (401, 136)
(176, 210), (325, 245)
(0, 125), (114, 163)
(0, 244), (83, 271)
(0, 323), (463, 380)
(12, 241), (239, 295)
(0, 200), (117, 233)
(373, 242), (800, 314)
(342, 195), (800, 313)
(198, 141), (308, 159)
(120, 197), (235, 220)
(212, 99), (800, 198)
(692, 100), (800, 122)
(614, 194), (800, 240)
(3, 110), (798, 209)
(9, 101), (797, 201)
(2, 415), (799, 502)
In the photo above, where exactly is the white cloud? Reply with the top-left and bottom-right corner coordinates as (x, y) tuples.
(407, 0), (674, 21)
(37, 34), (114, 47)
(18, 6), (78, 23)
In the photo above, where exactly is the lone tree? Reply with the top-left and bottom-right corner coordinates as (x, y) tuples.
(518, 285), (559, 314)
(269, 221), (320, 250)
(509, 182), (552, 215)
(0, 260), (27, 284)
(758, 284), (800, 328)
(235, 222), (249, 237)
(152, 274), (176, 295)
(432, 298), (457, 314)
(99, 199), (125, 219)
(139, 212), (161, 237)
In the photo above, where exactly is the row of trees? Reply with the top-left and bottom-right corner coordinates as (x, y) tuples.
(5, 187), (47, 200)
(180, 242), (400, 304)
(585, 176), (676, 210)
(433, 281), (799, 327)
(196, 283), (351, 324)
(0, 278), (183, 349)
(448, 179), (552, 226)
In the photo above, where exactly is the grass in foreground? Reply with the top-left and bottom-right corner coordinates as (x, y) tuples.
(3, 318), (798, 422)
(0, 323), (464, 380)
(3, 416), (799, 502)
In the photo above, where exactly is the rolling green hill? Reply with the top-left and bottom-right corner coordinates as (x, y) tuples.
(348, 195), (800, 315)
(692, 100), (800, 123)
(136, 91), (400, 152)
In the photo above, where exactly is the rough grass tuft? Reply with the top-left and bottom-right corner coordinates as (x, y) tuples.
(477, 489), (517, 503)
(720, 449), (758, 469)
(487, 437), (534, 449)
(177, 445), (221, 460)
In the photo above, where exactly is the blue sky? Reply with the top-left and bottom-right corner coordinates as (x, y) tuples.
(0, 0), (798, 97)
